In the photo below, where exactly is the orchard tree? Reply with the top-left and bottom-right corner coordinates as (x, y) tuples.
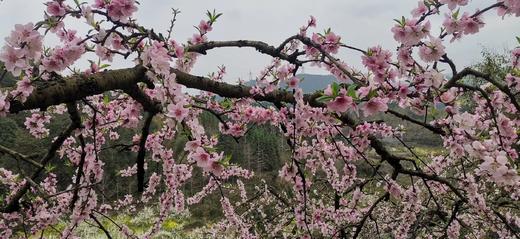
(0, 0), (519, 238)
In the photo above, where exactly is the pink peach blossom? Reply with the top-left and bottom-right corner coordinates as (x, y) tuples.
(418, 37), (445, 62)
(362, 97), (388, 116)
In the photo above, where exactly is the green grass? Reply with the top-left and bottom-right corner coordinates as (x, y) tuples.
(22, 207), (205, 239)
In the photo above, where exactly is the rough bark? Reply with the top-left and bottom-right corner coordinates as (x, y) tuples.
(8, 66), (148, 113)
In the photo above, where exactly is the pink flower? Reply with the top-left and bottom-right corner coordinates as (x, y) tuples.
(108, 33), (124, 50)
(46, 1), (66, 16)
(443, 13), (461, 34)
(184, 140), (200, 152)
(193, 147), (211, 168)
(277, 64), (292, 80)
(198, 20), (213, 34)
(141, 41), (171, 76)
(13, 77), (34, 102)
(460, 13), (484, 35)
(41, 42), (85, 72)
(421, 70), (444, 88)
(418, 37), (445, 62)
(221, 123), (246, 137)
(169, 40), (185, 58)
(505, 74), (520, 91)
(361, 97), (388, 116)
(93, 0), (107, 9)
(391, 18), (431, 46)
(398, 84), (410, 98)
(498, 0), (520, 17)
(41, 56), (62, 72)
(323, 32), (341, 54)
(0, 46), (26, 76)
(0, 91), (10, 117)
(106, 0), (137, 23)
(440, 89), (457, 103)
(109, 131), (119, 140)
(287, 76), (300, 88)
(357, 86), (372, 98)
(95, 44), (113, 62)
(384, 179), (402, 199)
(207, 160), (224, 176)
(0, 23), (42, 76)
(447, 220), (460, 239)
(6, 23), (43, 52)
(439, 0), (468, 10)
(397, 46), (414, 68)
(24, 113), (51, 138)
(327, 94), (354, 113)
(190, 34), (207, 45)
(120, 102), (141, 128)
(174, 45), (184, 58)
(498, 115), (516, 138)
(85, 62), (100, 75)
(57, 29), (79, 43)
(166, 102), (189, 121)
(512, 48), (520, 68)
(411, 1), (428, 17)
(362, 46), (394, 82)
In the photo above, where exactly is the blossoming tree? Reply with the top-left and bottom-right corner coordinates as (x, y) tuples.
(0, 0), (519, 238)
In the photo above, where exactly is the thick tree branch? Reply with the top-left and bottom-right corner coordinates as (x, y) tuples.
(136, 112), (155, 192)
(8, 66), (148, 113)
(187, 39), (303, 65)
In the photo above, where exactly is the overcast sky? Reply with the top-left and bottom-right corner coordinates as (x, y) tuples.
(0, 0), (518, 84)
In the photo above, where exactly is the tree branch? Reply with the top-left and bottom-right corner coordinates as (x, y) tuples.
(0, 144), (43, 168)
(2, 103), (81, 213)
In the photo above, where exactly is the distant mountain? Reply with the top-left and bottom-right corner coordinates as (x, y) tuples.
(295, 74), (336, 93)
(245, 74), (336, 93)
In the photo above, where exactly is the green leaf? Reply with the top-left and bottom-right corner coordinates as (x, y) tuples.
(221, 98), (232, 109)
(331, 82), (339, 96)
(220, 154), (232, 166)
(103, 94), (110, 105)
(316, 95), (334, 103)
(324, 27), (331, 34)
(206, 9), (222, 24)
(158, 33), (165, 42)
(347, 84), (357, 99)
(512, 68), (520, 77)
(516, 36), (520, 44)
(430, 106), (438, 116)
(366, 48), (373, 56)
(45, 164), (56, 173)
(452, 9), (460, 19)
(367, 89), (378, 99)
(204, 146), (216, 153)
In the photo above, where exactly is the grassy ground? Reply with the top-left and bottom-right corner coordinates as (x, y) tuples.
(23, 207), (209, 239)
